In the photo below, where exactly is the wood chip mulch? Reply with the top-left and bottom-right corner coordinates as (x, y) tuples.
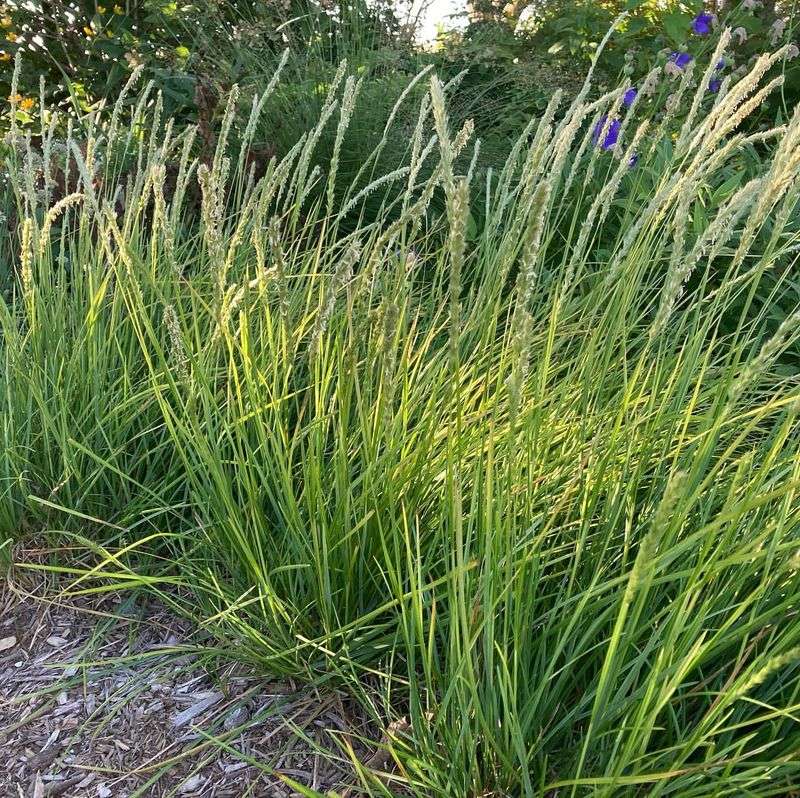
(0, 558), (378, 798)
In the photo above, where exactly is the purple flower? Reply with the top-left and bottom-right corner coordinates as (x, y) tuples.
(623, 87), (637, 107)
(670, 51), (693, 69)
(709, 78), (722, 93)
(628, 153), (639, 169)
(715, 58), (725, 71)
(692, 12), (715, 36)
(593, 115), (621, 151)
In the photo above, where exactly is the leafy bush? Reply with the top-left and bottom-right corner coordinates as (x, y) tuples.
(0, 0), (409, 132)
(433, 1), (800, 144)
(0, 0), (206, 121)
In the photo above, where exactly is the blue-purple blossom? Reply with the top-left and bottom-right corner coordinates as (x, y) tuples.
(670, 51), (693, 69)
(692, 12), (714, 36)
(709, 78), (722, 93)
(593, 116), (621, 151)
(623, 87), (637, 107)
(628, 153), (640, 169)
(715, 58), (726, 70)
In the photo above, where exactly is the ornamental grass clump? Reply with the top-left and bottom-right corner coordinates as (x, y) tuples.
(1, 34), (800, 796)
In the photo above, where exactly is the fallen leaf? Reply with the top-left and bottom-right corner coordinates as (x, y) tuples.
(0, 635), (16, 652)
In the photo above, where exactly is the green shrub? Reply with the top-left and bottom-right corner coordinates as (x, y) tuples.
(0, 0), (205, 123)
(0, 0), (409, 134)
(434, 1), (800, 143)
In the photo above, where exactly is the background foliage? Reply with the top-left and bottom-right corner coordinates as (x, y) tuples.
(3, 2), (799, 135)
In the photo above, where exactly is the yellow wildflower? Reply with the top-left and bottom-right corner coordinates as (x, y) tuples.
(114, 4), (124, 13)
(97, 4), (106, 12)
(0, 16), (12, 28)
(0, 52), (10, 61)
(83, 25), (93, 36)
(19, 97), (34, 111)
(5, 30), (17, 42)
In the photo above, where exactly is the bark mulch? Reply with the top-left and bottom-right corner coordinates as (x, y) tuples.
(0, 551), (378, 798)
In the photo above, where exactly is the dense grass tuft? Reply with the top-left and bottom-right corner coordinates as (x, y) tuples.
(2, 41), (800, 796)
